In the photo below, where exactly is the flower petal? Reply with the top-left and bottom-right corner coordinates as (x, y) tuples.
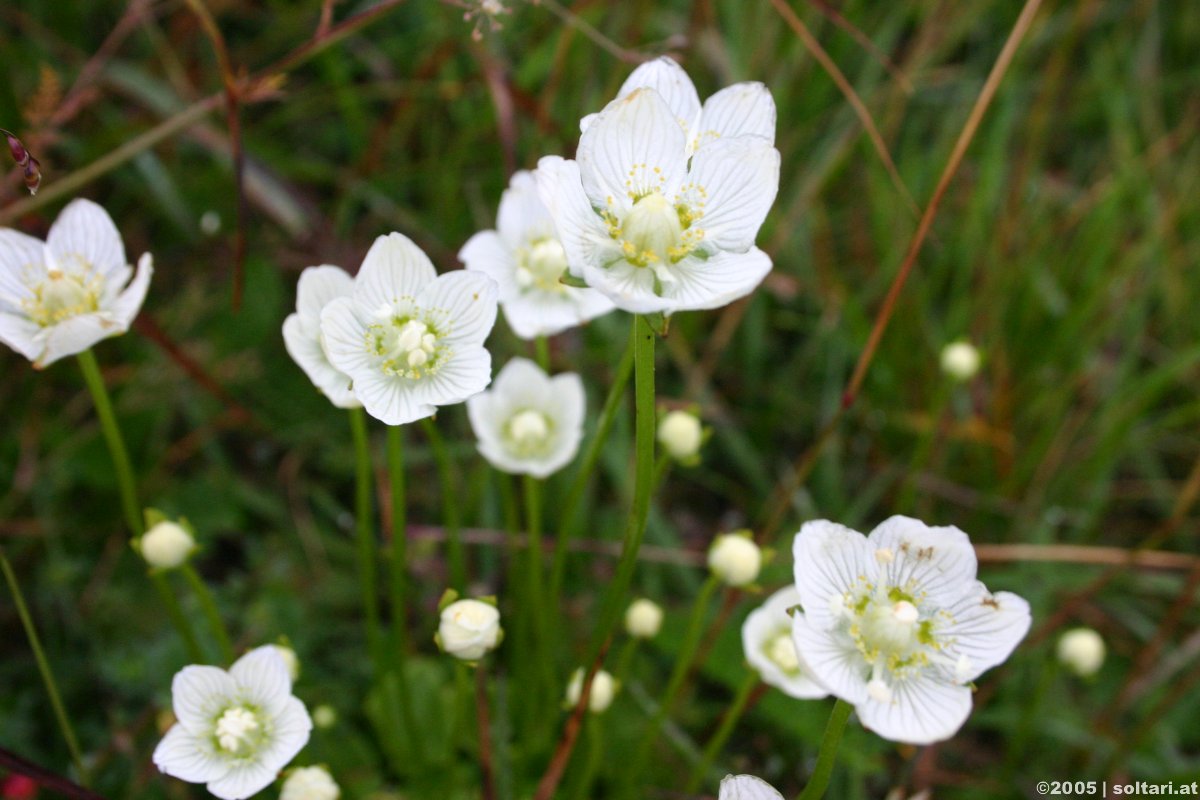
(319, 297), (376, 379)
(698, 82), (776, 146)
(491, 357), (553, 408)
(684, 136), (780, 253)
(791, 612), (867, 704)
(742, 586), (828, 700)
(296, 265), (354, 323)
(282, 315), (358, 409)
(409, 344), (492, 409)
(792, 519), (877, 631)
(256, 696), (312, 770)
(204, 759), (280, 800)
(577, 88), (689, 211)
(46, 198), (127, 278)
(229, 646), (292, 716)
(602, 57), (702, 144)
(417, 270), (498, 347)
(354, 369), (436, 426)
(172, 665), (238, 730)
(497, 170), (555, 248)
(353, 233), (437, 314)
(32, 313), (119, 369)
(533, 156), (621, 278)
(855, 675), (973, 745)
(659, 248), (772, 313)
(107, 252), (153, 327)
(0, 228), (43, 306)
(942, 585), (1031, 681)
(500, 287), (615, 340)
(0, 311), (43, 362)
(579, 257), (670, 314)
(718, 774), (785, 800)
(867, 516), (978, 607)
(459, 231), (518, 303)
(152, 724), (229, 783)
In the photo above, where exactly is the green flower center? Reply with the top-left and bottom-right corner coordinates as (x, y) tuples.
(214, 706), (264, 756)
(516, 239), (569, 293)
(764, 629), (801, 675)
(27, 269), (101, 327)
(503, 409), (552, 456)
(366, 317), (444, 380)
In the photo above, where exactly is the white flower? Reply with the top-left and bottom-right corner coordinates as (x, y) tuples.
(437, 598), (502, 661)
(282, 265), (360, 409)
(320, 233), (498, 426)
(741, 586), (827, 699)
(1056, 627), (1105, 677)
(0, 198), (153, 368)
(718, 774), (783, 800)
(790, 516), (1031, 745)
(280, 766), (339, 800)
(153, 646), (313, 800)
(139, 520), (196, 570)
(658, 409), (702, 461)
(466, 357), (585, 478)
(565, 667), (618, 713)
(940, 340), (981, 381)
(625, 598), (663, 639)
(536, 58), (780, 315)
(459, 171), (615, 338)
(708, 532), (762, 587)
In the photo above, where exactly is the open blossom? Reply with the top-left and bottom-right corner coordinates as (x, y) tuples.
(320, 233), (498, 426)
(283, 265), (360, 409)
(0, 198), (152, 368)
(718, 775), (783, 800)
(466, 357), (585, 478)
(537, 58), (779, 314)
(153, 646), (313, 800)
(742, 586), (827, 699)
(791, 516), (1031, 745)
(459, 170), (614, 338)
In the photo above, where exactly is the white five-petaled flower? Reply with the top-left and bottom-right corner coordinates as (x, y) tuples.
(741, 586), (828, 700)
(283, 265), (360, 409)
(718, 774), (784, 800)
(0, 198), (153, 368)
(536, 57), (779, 315)
(153, 646), (313, 800)
(320, 233), (498, 426)
(466, 357), (585, 478)
(791, 516), (1031, 745)
(459, 171), (615, 338)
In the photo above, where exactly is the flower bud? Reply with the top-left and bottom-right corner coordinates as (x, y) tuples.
(281, 766), (340, 800)
(565, 667), (617, 713)
(436, 598), (502, 661)
(312, 704), (337, 729)
(940, 340), (981, 381)
(708, 532), (762, 587)
(1056, 627), (1105, 677)
(272, 644), (300, 682)
(139, 520), (195, 570)
(658, 410), (702, 461)
(625, 598), (664, 639)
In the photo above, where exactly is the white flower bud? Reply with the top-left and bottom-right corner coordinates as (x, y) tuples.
(624, 598), (664, 639)
(708, 533), (762, 587)
(280, 766), (340, 800)
(940, 340), (981, 381)
(139, 521), (195, 570)
(658, 410), (702, 461)
(1056, 627), (1105, 677)
(565, 667), (617, 713)
(272, 644), (300, 682)
(312, 705), (337, 729)
(199, 211), (222, 236)
(437, 598), (502, 661)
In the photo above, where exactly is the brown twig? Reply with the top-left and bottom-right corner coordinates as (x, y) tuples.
(806, 0), (914, 94)
(473, 42), (518, 178)
(533, 639), (611, 800)
(0, 746), (108, 800)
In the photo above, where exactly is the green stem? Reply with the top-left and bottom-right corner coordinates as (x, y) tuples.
(796, 699), (854, 800)
(685, 670), (760, 794)
(523, 474), (554, 717)
(581, 316), (655, 667)
(1, 548), (87, 783)
(421, 418), (465, 588)
(180, 564), (234, 664)
(77, 350), (142, 536)
(534, 335), (551, 371)
(548, 330), (635, 602)
(385, 425), (424, 763)
(150, 572), (206, 663)
(349, 408), (384, 674)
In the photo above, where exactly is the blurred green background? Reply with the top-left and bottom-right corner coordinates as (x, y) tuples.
(2, 0), (1199, 797)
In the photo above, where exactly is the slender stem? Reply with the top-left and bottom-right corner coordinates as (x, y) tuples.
(1, 548), (87, 783)
(549, 330), (634, 602)
(180, 564), (234, 664)
(581, 316), (655, 668)
(76, 350), (142, 536)
(149, 573), (206, 663)
(476, 665), (498, 800)
(796, 699), (854, 800)
(534, 335), (551, 371)
(422, 417), (465, 588)
(349, 408), (384, 672)
(385, 425), (423, 762)
(685, 670), (760, 793)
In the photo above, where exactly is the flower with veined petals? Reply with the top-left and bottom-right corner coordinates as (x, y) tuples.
(718, 775), (783, 800)
(153, 646), (313, 800)
(459, 171), (614, 338)
(790, 516), (1031, 745)
(0, 198), (152, 368)
(283, 265), (360, 409)
(466, 357), (585, 478)
(320, 233), (498, 426)
(741, 586), (827, 700)
(536, 60), (779, 315)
